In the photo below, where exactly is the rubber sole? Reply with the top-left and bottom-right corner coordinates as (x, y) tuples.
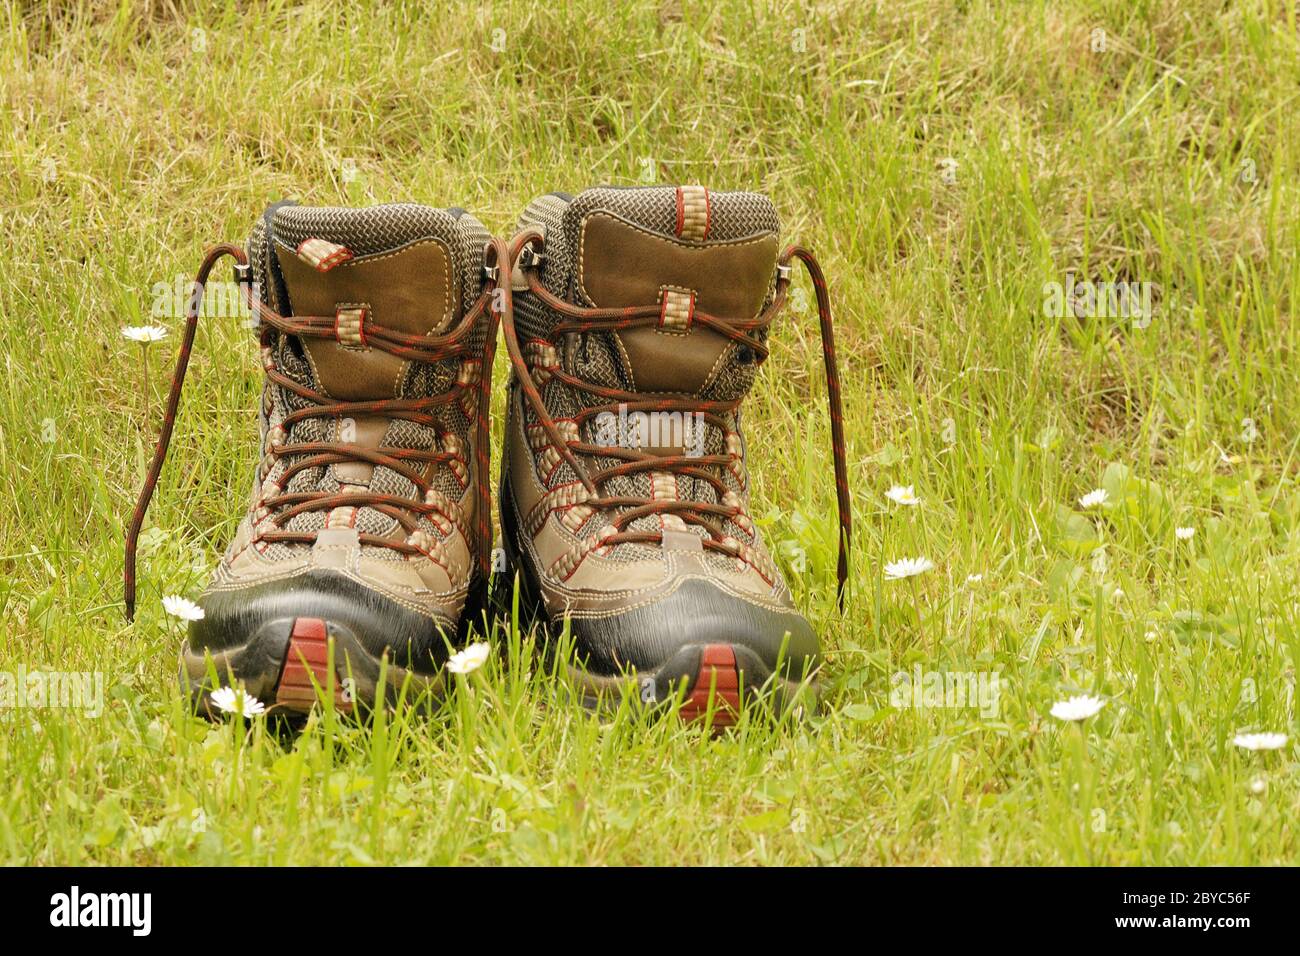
(559, 638), (813, 726)
(181, 615), (445, 717)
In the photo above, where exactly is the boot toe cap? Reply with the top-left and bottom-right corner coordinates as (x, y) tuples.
(188, 569), (457, 675)
(565, 578), (820, 680)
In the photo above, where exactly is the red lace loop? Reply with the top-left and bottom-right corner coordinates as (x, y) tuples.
(502, 231), (851, 607)
(123, 239), (510, 620)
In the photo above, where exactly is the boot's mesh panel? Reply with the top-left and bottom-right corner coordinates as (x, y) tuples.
(516, 194), (571, 344)
(246, 217), (272, 309)
(516, 187), (784, 579)
(248, 204), (487, 564)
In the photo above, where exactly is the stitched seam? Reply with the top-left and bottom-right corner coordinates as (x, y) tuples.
(559, 571), (793, 618)
(334, 238), (453, 321)
(700, 342), (739, 396)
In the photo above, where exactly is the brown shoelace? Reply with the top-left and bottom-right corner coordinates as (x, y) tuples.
(502, 229), (851, 606)
(123, 238), (510, 620)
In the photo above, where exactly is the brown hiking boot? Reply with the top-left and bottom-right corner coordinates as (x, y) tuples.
(497, 186), (850, 722)
(126, 203), (506, 713)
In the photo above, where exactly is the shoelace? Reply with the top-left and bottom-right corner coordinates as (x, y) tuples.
(502, 229), (851, 607)
(123, 238), (511, 620)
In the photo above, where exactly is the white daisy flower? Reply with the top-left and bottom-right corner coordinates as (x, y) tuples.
(884, 556), (934, 580)
(446, 641), (491, 675)
(1078, 488), (1108, 509)
(966, 573), (983, 584)
(162, 595), (205, 621)
(1175, 526), (1195, 541)
(209, 686), (266, 718)
(885, 485), (921, 506)
(1050, 694), (1106, 722)
(122, 325), (168, 343)
(1249, 776), (1267, 795)
(1232, 732), (1287, 752)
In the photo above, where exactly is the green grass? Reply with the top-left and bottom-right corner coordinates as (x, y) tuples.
(2, 0), (1300, 865)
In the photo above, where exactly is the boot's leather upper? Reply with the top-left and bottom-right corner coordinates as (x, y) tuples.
(501, 186), (838, 677)
(194, 204), (496, 668)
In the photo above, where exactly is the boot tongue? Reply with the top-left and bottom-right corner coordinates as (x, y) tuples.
(567, 186), (779, 396)
(272, 229), (458, 402)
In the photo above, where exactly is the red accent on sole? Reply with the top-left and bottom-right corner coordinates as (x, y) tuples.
(276, 617), (353, 712)
(678, 644), (741, 727)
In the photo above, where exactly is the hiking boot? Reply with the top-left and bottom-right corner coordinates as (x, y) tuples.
(126, 203), (505, 714)
(497, 186), (850, 723)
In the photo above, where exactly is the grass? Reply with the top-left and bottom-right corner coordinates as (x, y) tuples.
(1, 0), (1299, 865)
